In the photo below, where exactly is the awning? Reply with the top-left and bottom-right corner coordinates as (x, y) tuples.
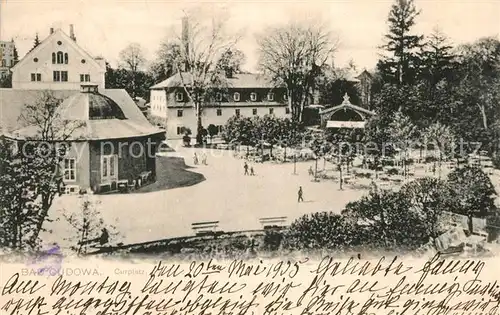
(326, 120), (366, 128)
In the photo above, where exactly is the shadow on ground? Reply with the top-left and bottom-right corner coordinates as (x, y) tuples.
(134, 155), (205, 193)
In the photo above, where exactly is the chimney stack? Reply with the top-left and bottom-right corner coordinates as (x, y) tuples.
(69, 24), (76, 41)
(50, 28), (54, 35)
(181, 17), (189, 71)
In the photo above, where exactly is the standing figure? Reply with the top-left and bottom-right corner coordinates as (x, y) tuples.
(244, 162), (249, 175)
(298, 186), (304, 202)
(250, 166), (255, 176)
(193, 153), (198, 165)
(202, 153), (207, 165)
(308, 166), (314, 176)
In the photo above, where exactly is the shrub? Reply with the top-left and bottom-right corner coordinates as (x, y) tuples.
(282, 212), (358, 250)
(447, 166), (497, 218)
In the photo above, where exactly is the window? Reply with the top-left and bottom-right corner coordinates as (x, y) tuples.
(52, 53), (56, 64)
(269, 108), (274, 115)
(64, 53), (68, 64)
(216, 92), (222, 102)
(177, 110), (183, 117)
(53, 71), (60, 82)
(61, 71), (68, 82)
(233, 92), (240, 102)
(33, 57), (38, 62)
(252, 108), (257, 115)
(268, 93), (274, 101)
(176, 126), (184, 135)
(81, 59), (86, 64)
(63, 158), (76, 181)
(57, 41), (62, 45)
(285, 107), (290, 114)
(56, 51), (64, 64)
(31, 73), (41, 81)
(217, 125), (224, 133)
(250, 92), (257, 101)
(216, 109), (222, 116)
(101, 155), (117, 181)
(235, 109), (240, 116)
(80, 74), (90, 82)
(175, 92), (183, 102)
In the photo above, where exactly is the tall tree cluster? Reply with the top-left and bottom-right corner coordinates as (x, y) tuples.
(257, 21), (338, 122)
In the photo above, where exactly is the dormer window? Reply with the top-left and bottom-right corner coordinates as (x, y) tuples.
(175, 92), (184, 102)
(250, 92), (257, 101)
(216, 92), (222, 102)
(234, 92), (240, 102)
(268, 92), (274, 101)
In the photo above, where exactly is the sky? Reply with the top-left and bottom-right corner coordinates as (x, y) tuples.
(1, 0), (499, 73)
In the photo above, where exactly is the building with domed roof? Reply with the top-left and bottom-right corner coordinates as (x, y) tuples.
(4, 84), (165, 193)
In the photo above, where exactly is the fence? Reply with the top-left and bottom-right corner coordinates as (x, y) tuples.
(441, 211), (487, 231)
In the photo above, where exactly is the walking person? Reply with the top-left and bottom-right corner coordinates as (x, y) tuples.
(244, 162), (249, 175)
(297, 186), (304, 202)
(193, 153), (198, 165)
(250, 166), (255, 176)
(202, 152), (207, 165)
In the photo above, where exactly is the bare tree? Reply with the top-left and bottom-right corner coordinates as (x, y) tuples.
(257, 21), (339, 122)
(119, 43), (147, 98)
(171, 6), (242, 144)
(0, 91), (83, 250)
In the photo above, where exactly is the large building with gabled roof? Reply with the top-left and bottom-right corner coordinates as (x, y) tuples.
(10, 25), (106, 90)
(1, 25), (165, 194)
(149, 71), (290, 140)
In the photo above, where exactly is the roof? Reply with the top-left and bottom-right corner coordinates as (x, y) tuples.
(319, 93), (375, 117)
(0, 88), (163, 140)
(11, 29), (104, 72)
(9, 119), (162, 141)
(150, 72), (280, 89)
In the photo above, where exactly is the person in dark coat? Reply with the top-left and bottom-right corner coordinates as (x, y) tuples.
(298, 186), (304, 202)
(244, 162), (249, 175)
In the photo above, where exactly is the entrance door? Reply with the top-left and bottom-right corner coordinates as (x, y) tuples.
(101, 155), (118, 183)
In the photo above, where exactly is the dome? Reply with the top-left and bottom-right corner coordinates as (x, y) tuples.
(58, 84), (127, 120)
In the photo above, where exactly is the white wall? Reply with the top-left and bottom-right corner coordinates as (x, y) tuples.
(166, 106), (290, 139)
(150, 89), (167, 118)
(11, 31), (105, 90)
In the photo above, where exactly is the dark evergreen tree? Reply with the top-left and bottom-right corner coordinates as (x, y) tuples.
(32, 33), (40, 50)
(11, 39), (19, 65)
(419, 27), (455, 99)
(378, 0), (424, 85)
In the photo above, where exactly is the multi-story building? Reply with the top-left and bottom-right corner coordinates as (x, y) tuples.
(1, 25), (164, 194)
(0, 40), (16, 78)
(150, 72), (290, 139)
(10, 25), (106, 90)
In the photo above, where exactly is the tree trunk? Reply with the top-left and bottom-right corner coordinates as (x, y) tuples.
(477, 104), (488, 130)
(196, 102), (203, 145)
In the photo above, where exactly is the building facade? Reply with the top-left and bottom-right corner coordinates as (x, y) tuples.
(0, 40), (16, 78)
(7, 84), (165, 193)
(150, 72), (290, 139)
(10, 25), (106, 90)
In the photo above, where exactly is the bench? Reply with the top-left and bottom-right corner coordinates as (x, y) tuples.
(192, 221), (219, 236)
(259, 216), (287, 229)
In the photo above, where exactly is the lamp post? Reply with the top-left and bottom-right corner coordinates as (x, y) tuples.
(293, 153), (297, 175)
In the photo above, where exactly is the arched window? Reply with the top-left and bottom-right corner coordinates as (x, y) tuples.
(52, 53), (56, 64)
(64, 53), (68, 64)
(56, 51), (64, 64)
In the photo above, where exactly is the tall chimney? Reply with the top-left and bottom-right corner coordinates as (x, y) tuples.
(69, 24), (76, 41)
(50, 28), (54, 35)
(181, 17), (189, 71)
